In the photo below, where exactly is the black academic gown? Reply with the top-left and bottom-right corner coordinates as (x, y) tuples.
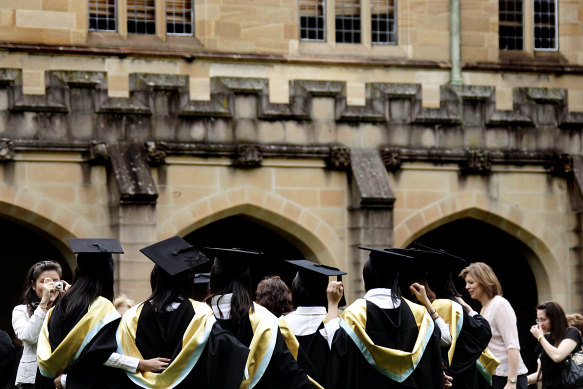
(35, 302), (121, 389)
(295, 322), (332, 386)
(217, 310), (316, 389)
(447, 308), (492, 389)
(114, 300), (249, 389)
(329, 300), (444, 389)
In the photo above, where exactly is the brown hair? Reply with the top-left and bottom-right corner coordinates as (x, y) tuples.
(255, 276), (293, 317)
(567, 313), (583, 334)
(538, 301), (569, 347)
(459, 262), (502, 299)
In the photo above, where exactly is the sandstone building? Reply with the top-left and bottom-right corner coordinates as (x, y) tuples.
(1, 0), (582, 368)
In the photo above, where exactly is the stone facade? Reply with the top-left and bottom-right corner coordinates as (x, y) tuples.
(0, 1), (582, 317)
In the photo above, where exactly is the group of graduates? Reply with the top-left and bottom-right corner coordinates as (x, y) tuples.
(31, 236), (498, 389)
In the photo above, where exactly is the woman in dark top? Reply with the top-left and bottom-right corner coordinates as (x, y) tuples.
(527, 301), (582, 388)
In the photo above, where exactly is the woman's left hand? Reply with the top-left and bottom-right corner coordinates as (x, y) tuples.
(530, 323), (544, 340)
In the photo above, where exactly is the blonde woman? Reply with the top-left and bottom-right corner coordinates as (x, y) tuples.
(460, 262), (528, 389)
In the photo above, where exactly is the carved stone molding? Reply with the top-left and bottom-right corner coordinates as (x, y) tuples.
(381, 148), (402, 172)
(549, 153), (574, 178)
(327, 146), (351, 170)
(461, 149), (492, 174)
(0, 139), (14, 161)
(233, 145), (263, 168)
(86, 141), (109, 164)
(145, 141), (167, 166)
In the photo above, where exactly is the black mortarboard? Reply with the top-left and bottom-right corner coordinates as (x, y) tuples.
(410, 243), (468, 271)
(204, 247), (263, 275)
(286, 259), (347, 307)
(194, 272), (211, 284)
(387, 246), (467, 274)
(68, 238), (124, 254)
(285, 259), (347, 278)
(140, 236), (210, 276)
(68, 238), (122, 275)
(359, 246), (413, 262)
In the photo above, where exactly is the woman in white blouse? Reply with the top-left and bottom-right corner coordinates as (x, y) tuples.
(12, 261), (67, 388)
(461, 262), (528, 389)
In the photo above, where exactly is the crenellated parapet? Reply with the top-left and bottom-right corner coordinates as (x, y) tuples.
(1, 69), (583, 203)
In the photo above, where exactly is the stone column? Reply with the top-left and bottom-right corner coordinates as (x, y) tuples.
(348, 148), (396, 300)
(107, 142), (159, 302)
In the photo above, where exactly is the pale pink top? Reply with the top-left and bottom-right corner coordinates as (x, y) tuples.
(480, 295), (528, 376)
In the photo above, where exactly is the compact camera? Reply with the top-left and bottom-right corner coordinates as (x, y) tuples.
(52, 281), (64, 291)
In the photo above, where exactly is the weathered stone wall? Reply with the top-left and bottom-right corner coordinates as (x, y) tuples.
(1, 0), (582, 64)
(0, 68), (582, 307)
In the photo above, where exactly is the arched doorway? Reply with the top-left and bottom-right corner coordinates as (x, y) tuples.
(2, 217), (72, 339)
(410, 217), (539, 375)
(184, 215), (305, 292)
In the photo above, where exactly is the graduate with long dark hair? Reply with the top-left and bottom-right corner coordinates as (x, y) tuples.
(328, 247), (444, 389)
(205, 248), (317, 389)
(114, 236), (249, 389)
(35, 239), (167, 389)
(279, 259), (344, 388)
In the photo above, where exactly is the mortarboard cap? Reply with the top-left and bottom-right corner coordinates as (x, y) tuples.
(194, 272), (211, 284)
(387, 246), (467, 274)
(286, 259), (347, 307)
(140, 236), (210, 277)
(359, 246), (413, 261)
(410, 243), (468, 271)
(285, 259), (346, 278)
(68, 238), (124, 254)
(205, 247), (263, 274)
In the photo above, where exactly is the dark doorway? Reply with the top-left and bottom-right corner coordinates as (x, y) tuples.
(410, 217), (539, 379)
(1, 217), (72, 340)
(184, 215), (305, 293)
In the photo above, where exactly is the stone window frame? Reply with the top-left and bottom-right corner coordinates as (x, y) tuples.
(88, 0), (194, 36)
(299, 0), (400, 48)
(498, 0), (559, 54)
(499, 0), (524, 51)
(533, 0), (558, 51)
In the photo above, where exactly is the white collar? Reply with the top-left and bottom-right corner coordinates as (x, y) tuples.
(294, 306), (327, 315)
(210, 293), (233, 319)
(363, 288), (401, 309)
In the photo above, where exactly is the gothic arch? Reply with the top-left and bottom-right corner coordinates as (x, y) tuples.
(0, 200), (78, 270)
(393, 191), (562, 302)
(160, 186), (345, 270)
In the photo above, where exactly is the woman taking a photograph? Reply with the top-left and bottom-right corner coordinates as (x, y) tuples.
(460, 262), (528, 389)
(12, 260), (67, 388)
(527, 301), (582, 388)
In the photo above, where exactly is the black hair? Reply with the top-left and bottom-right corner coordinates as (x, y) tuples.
(57, 253), (114, 319)
(147, 265), (197, 312)
(538, 301), (569, 347)
(362, 257), (401, 306)
(291, 271), (328, 309)
(207, 260), (253, 326)
(21, 260), (63, 316)
(427, 271), (461, 300)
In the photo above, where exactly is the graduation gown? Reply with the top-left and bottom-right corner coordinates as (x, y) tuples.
(329, 298), (444, 389)
(36, 296), (122, 389)
(114, 299), (249, 389)
(216, 302), (316, 389)
(433, 299), (494, 389)
(279, 316), (329, 388)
